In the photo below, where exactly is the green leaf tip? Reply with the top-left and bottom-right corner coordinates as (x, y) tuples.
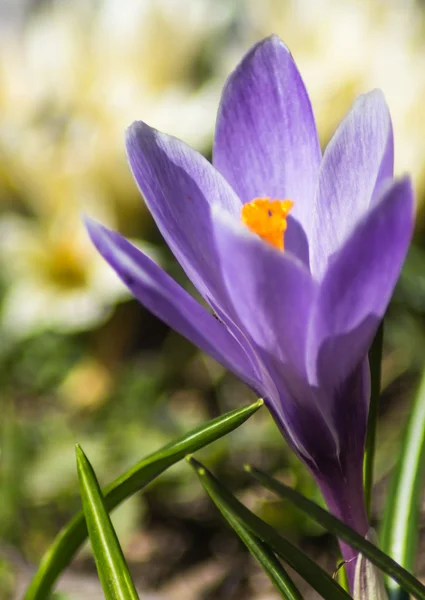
(77, 446), (139, 600)
(75, 444), (85, 462)
(24, 399), (262, 600)
(186, 455), (206, 475)
(191, 458), (351, 599)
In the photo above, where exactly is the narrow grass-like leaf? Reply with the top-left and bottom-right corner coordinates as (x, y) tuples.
(76, 445), (139, 600)
(364, 322), (383, 517)
(188, 457), (351, 600)
(244, 538), (303, 600)
(186, 456), (302, 599)
(380, 367), (425, 600)
(247, 465), (425, 600)
(24, 399), (263, 600)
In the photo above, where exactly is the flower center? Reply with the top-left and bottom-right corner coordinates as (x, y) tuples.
(241, 197), (294, 250)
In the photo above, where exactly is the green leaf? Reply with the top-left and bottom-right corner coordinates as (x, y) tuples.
(76, 445), (139, 600)
(364, 322), (384, 517)
(24, 398), (263, 600)
(246, 465), (425, 600)
(380, 366), (425, 600)
(188, 457), (351, 600)
(187, 456), (302, 599)
(243, 538), (303, 600)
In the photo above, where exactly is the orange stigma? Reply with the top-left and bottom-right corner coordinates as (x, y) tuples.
(241, 197), (294, 250)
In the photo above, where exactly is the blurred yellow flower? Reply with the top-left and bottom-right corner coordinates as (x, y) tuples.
(59, 357), (112, 411)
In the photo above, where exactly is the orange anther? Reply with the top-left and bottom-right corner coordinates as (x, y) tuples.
(241, 197), (293, 250)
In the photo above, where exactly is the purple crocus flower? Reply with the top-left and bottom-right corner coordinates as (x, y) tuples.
(86, 36), (414, 584)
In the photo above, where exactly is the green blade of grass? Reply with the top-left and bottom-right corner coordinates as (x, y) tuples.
(364, 322), (384, 517)
(24, 398), (263, 600)
(188, 457), (351, 600)
(380, 366), (425, 600)
(76, 445), (139, 600)
(243, 537), (303, 600)
(246, 465), (425, 600)
(187, 456), (302, 599)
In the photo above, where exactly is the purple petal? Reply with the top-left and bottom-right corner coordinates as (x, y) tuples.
(311, 90), (394, 278)
(213, 35), (321, 264)
(308, 177), (414, 392)
(85, 217), (264, 393)
(211, 207), (317, 375)
(125, 121), (241, 313)
(270, 358), (370, 582)
(314, 362), (370, 590)
(264, 360), (340, 465)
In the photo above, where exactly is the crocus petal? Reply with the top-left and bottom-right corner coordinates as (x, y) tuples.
(85, 217), (264, 393)
(125, 121), (241, 312)
(211, 206), (316, 375)
(264, 359), (341, 463)
(213, 35), (321, 262)
(308, 177), (414, 392)
(204, 211), (337, 465)
(311, 90), (394, 278)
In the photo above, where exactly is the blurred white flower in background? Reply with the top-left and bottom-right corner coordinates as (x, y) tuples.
(0, 0), (231, 336)
(1, 0), (425, 337)
(94, 0), (230, 148)
(0, 208), (126, 337)
(0, 0), (231, 218)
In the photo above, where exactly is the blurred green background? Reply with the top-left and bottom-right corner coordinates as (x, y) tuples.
(1, 0), (425, 598)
